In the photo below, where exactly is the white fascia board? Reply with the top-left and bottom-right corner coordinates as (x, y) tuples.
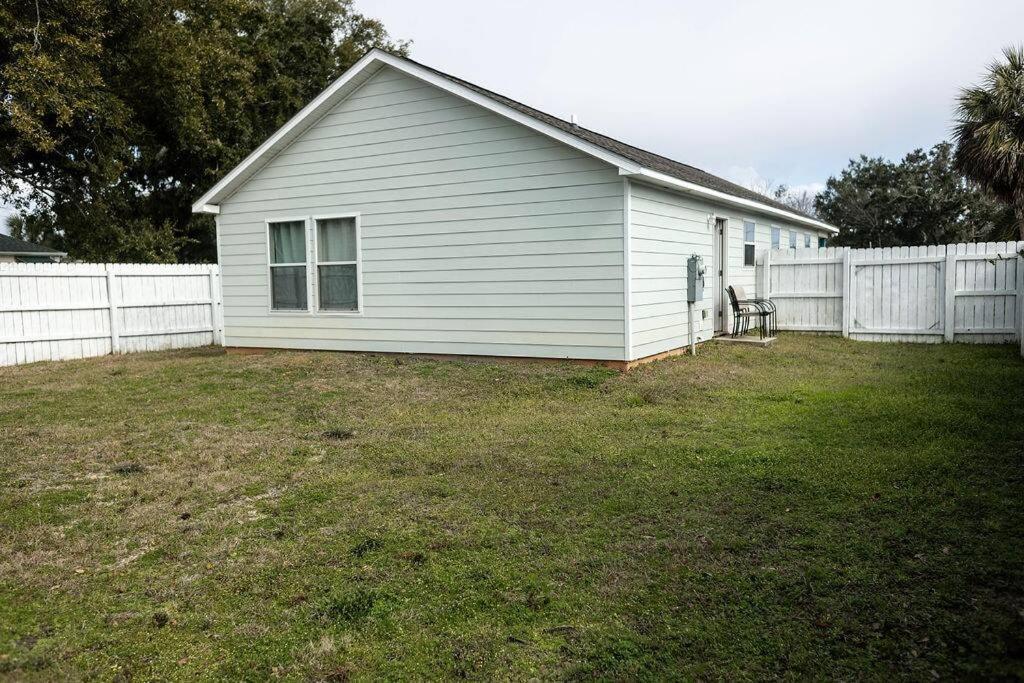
(0, 251), (67, 257)
(370, 52), (645, 175)
(622, 168), (840, 235)
(191, 48), (837, 238)
(191, 50), (386, 214)
(191, 49), (643, 214)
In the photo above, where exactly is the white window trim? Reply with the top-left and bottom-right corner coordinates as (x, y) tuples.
(265, 213), (364, 316)
(742, 219), (756, 266)
(266, 216), (313, 315)
(312, 213), (363, 316)
(788, 230), (798, 249)
(804, 233), (812, 248)
(770, 225), (781, 250)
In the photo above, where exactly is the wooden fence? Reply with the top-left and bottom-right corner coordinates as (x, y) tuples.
(758, 241), (1024, 354)
(0, 263), (224, 367)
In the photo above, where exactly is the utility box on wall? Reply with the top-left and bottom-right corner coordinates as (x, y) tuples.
(686, 254), (705, 304)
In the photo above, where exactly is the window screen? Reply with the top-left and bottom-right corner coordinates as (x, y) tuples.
(804, 234), (812, 248)
(316, 217), (359, 312)
(743, 221), (756, 266)
(771, 227), (780, 249)
(268, 220), (307, 310)
(789, 231), (797, 248)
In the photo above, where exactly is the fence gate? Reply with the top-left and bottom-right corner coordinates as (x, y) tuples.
(759, 241), (1024, 354)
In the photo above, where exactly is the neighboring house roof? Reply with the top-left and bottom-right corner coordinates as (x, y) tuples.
(0, 233), (66, 257)
(193, 50), (838, 234)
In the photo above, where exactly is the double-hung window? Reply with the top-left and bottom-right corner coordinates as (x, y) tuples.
(771, 226), (780, 249)
(804, 233), (812, 248)
(818, 236), (827, 248)
(789, 231), (797, 249)
(315, 216), (360, 312)
(267, 215), (361, 314)
(743, 220), (756, 266)
(268, 220), (309, 311)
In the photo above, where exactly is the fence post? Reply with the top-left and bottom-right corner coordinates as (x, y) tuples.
(760, 249), (771, 300)
(1018, 253), (1023, 359)
(841, 249), (851, 338)
(106, 264), (120, 354)
(208, 265), (224, 346)
(944, 252), (956, 343)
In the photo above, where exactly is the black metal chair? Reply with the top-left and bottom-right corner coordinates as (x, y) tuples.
(726, 285), (772, 339)
(731, 284), (777, 336)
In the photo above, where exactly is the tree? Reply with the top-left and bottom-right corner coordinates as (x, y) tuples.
(0, 0), (407, 262)
(953, 46), (1024, 240)
(815, 142), (1014, 247)
(746, 178), (819, 217)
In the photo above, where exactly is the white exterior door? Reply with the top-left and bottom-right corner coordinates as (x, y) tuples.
(712, 218), (727, 333)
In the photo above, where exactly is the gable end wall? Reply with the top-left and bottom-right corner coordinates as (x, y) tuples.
(216, 66), (626, 361)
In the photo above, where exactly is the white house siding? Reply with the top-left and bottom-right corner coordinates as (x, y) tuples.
(216, 66), (626, 361)
(628, 181), (830, 358)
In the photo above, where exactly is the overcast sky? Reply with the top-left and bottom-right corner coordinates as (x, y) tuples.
(3, 0), (1022, 235)
(359, 0), (1023, 197)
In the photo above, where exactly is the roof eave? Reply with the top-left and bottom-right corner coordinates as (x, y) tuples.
(0, 251), (67, 257)
(191, 50), (389, 213)
(191, 49), (645, 214)
(192, 49), (839, 238)
(621, 169), (839, 234)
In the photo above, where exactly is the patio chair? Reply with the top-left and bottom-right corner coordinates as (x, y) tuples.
(726, 285), (772, 339)
(730, 285), (777, 337)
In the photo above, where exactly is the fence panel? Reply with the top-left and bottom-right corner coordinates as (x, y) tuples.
(0, 263), (223, 367)
(760, 241), (1024, 351)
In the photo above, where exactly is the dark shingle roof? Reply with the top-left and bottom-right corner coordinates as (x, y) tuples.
(0, 233), (64, 255)
(404, 55), (817, 221)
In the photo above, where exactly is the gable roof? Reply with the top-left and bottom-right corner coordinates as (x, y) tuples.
(193, 50), (837, 234)
(410, 57), (823, 223)
(0, 233), (65, 256)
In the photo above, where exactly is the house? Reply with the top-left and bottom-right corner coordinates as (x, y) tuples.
(0, 234), (66, 263)
(193, 50), (837, 368)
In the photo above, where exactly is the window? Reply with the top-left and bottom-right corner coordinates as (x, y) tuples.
(804, 234), (812, 248)
(789, 231), (797, 249)
(771, 226), (780, 249)
(268, 220), (308, 311)
(743, 220), (756, 266)
(315, 216), (360, 312)
(818, 236), (828, 248)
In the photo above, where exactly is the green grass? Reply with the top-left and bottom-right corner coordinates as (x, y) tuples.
(1, 336), (1023, 680)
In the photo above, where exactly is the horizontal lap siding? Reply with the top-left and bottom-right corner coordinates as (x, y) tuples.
(628, 182), (833, 355)
(217, 67), (625, 360)
(628, 183), (713, 358)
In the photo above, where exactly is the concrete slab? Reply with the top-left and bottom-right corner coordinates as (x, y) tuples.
(714, 335), (777, 347)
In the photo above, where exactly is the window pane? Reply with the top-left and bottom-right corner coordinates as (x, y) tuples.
(317, 217), (357, 262)
(744, 243), (755, 266)
(804, 234), (811, 248)
(789, 231), (797, 248)
(819, 237), (827, 248)
(744, 221), (755, 243)
(771, 227), (780, 249)
(318, 264), (358, 311)
(271, 266), (307, 310)
(270, 221), (306, 264)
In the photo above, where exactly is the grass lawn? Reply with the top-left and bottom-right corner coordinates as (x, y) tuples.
(1, 336), (1023, 680)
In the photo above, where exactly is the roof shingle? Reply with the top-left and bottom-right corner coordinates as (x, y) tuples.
(0, 233), (64, 255)
(406, 55), (818, 221)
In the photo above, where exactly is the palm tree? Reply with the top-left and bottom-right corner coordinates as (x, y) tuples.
(953, 46), (1024, 240)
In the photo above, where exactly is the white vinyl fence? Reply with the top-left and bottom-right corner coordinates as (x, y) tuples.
(758, 241), (1024, 354)
(0, 263), (224, 367)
